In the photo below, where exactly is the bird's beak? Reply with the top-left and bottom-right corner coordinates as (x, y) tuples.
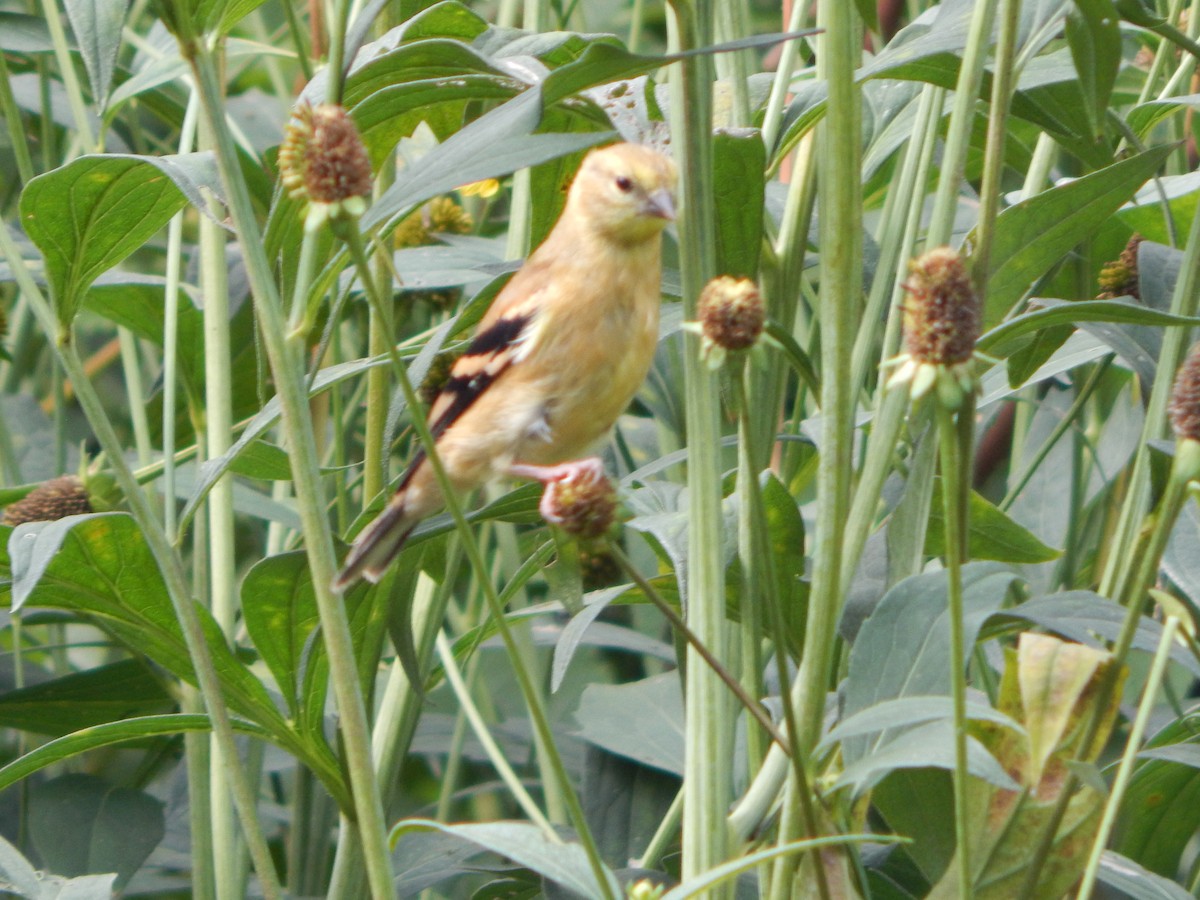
(644, 188), (675, 221)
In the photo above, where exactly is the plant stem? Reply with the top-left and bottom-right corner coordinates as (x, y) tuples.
(0, 219), (285, 900)
(936, 397), (974, 900)
(666, 0), (734, 887)
(607, 542), (792, 756)
(341, 228), (615, 898)
(435, 629), (557, 834)
(925, 0), (998, 247)
(198, 174), (243, 897)
(1076, 616), (1180, 899)
(184, 44), (395, 899)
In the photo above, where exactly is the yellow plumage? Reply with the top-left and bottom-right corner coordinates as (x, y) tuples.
(334, 142), (677, 589)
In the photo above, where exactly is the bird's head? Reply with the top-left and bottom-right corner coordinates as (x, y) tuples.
(569, 143), (677, 244)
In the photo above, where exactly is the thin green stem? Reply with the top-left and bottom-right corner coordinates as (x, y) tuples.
(0, 218), (285, 900)
(1021, 452), (1197, 895)
(768, 4), (862, 895)
(970, 0), (1021, 290)
(184, 44), (394, 899)
(342, 228), (615, 898)
(40, 0), (96, 148)
(761, 0), (810, 151)
(435, 629), (557, 834)
(925, 0), (998, 247)
(666, 0), (734, 888)
(198, 179), (243, 898)
(606, 542), (792, 756)
(999, 358), (1112, 512)
(1076, 616), (1180, 899)
(0, 51), (35, 185)
(936, 398), (973, 900)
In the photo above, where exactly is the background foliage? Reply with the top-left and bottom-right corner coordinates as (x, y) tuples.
(3, 0), (1200, 897)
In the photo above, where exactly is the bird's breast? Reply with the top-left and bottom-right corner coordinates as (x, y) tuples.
(516, 285), (660, 464)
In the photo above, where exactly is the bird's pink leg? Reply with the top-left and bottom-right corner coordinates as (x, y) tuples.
(508, 457), (606, 522)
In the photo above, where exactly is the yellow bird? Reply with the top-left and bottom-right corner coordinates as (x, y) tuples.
(334, 142), (677, 589)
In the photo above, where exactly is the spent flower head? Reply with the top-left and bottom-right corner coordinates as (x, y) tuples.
(1097, 234), (1144, 300)
(279, 103), (372, 232)
(686, 275), (766, 369)
(886, 247), (986, 409)
(1169, 343), (1200, 481)
(541, 468), (618, 539)
(2, 475), (93, 527)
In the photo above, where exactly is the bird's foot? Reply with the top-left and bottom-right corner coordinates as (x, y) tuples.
(509, 457), (607, 523)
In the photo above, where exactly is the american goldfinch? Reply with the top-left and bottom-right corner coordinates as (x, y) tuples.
(334, 142), (677, 589)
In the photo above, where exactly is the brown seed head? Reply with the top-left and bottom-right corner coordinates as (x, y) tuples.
(1169, 341), (1200, 442)
(543, 471), (617, 539)
(698, 276), (764, 351)
(2, 475), (92, 527)
(279, 104), (372, 205)
(1097, 234), (1144, 300)
(902, 247), (979, 366)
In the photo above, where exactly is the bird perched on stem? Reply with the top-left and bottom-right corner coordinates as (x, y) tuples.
(334, 142), (677, 589)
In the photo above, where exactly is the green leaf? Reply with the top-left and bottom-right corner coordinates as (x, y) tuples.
(28, 773), (163, 885)
(1115, 172), (1200, 244)
(925, 478), (1061, 563)
(978, 145), (1173, 327)
(572, 672), (684, 776)
(8, 514), (188, 666)
(0, 714), (262, 794)
(63, 0), (128, 108)
(1003, 592), (1200, 676)
(1065, 0), (1121, 139)
(979, 296), (1200, 357)
(0, 834), (42, 897)
(240, 552), (320, 718)
(345, 0), (490, 68)
(835, 720), (1020, 795)
(758, 470), (807, 647)
(291, 552), (387, 741)
(1126, 93), (1200, 138)
(6, 514), (295, 734)
(713, 129), (765, 278)
(1096, 852), (1194, 900)
(390, 819), (622, 899)
(581, 745), (679, 870)
(842, 564), (1019, 763)
(1164, 500), (1200, 607)
(226, 440), (294, 481)
(19, 153), (222, 325)
(194, 0), (268, 37)
(0, 12), (54, 53)
(821, 696), (1025, 753)
(364, 91), (613, 232)
(0, 659), (172, 736)
(1114, 714), (1200, 876)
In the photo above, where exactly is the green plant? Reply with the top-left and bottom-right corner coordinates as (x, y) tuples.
(2, 0), (1200, 898)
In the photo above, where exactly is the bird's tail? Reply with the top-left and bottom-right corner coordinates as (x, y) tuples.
(332, 494), (417, 591)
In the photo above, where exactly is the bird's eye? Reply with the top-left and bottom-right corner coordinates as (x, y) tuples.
(614, 175), (634, 193)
